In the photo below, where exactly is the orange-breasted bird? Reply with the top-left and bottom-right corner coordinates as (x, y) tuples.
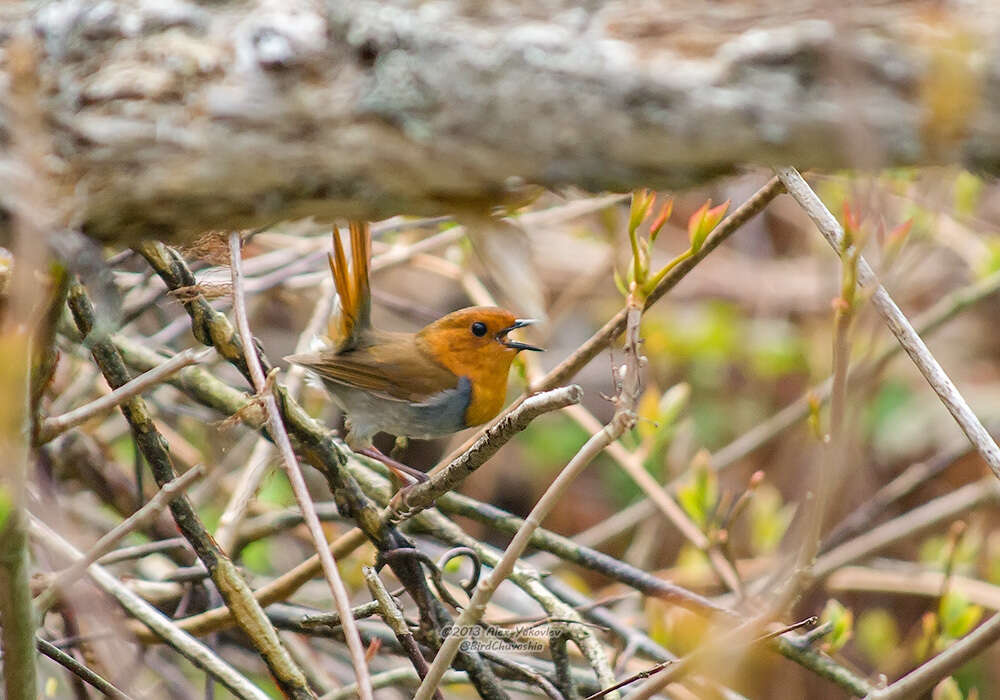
(286, 222), (542, 481)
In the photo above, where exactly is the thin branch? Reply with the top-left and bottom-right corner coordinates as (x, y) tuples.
(215, 276), (333, 553)
(362, 566), (443, 700)
(532, 176), (784, 393)
(776, 167), (1000, 481)
(35, 464), (205, 612)
(66, 281), (315, 700)
(29, 517), (269, 700)
(36, 637), (135, 700)
(564, 267), (1000, 558)
(228, 231), (373, 700)
(828, 564), (1000, 611)
(413, 416), (630, 699)
(867, 613), (1000, 700)
(813, 477), (1000, 582)
(318, 669), (469, 700)
(36, 347), (213, 444)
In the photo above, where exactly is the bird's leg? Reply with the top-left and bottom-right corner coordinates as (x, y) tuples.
(358, 447), (429, 484)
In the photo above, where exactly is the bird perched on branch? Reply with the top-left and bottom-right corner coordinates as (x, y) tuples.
(286, 222), (541, 482)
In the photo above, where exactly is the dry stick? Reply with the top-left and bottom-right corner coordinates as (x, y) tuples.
(562, 267), (1000, 561)
(36, 637), (135, 700)
(362, 566), (444, 700)
(35, 464), (206, 612)
(828, 565), (1000, 610)
(776, 167), (1000, 480)
(867, 613), (1000, 700)
(813, 477), (1000, 582)
(215, 279), (333, 552)
(320, 670), (469, 700)
(228, 231), (373, 700)
(793, 220), (858, 594)
(563, 402), (742, 596)
(97, 537), (189, 565)
(215, 276), (333, 554)
(414, 414), (632, 700)
(36, 348), (213, 443)
(29, 518), (269, 700)
(413, 287), (645, 700)
(66, 282), (314, 700)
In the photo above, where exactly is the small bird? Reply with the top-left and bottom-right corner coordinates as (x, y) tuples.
(286, 222), (542, 481)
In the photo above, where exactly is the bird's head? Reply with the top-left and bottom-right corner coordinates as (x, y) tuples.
(417, 306), (542, 386)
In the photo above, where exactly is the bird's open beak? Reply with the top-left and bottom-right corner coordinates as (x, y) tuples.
(497, 319), (544, 352)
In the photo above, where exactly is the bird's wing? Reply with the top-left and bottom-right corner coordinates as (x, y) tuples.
(328, 221), (372, 349)
(286, 332), (460, 404)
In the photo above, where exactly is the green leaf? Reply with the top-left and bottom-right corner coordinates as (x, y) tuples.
(820, 599), (853, 652)
(749, 484), (795, 555)
(0, 487), (12, 532)
(932, 677), (963, 700)
(953, 170), (984, 216)
(687, 200), (729, 253)
(856, 608), (900, 668)
(628, 189), (653, 235)
(676, 452), (718, 529)
(939, 591), (982, 639)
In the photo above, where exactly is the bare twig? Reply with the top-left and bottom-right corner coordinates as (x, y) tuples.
(29, 518), (269, 700)
(35, 465), (205, 612)
(36, 637), (135, 700)
(66, 282), (314, 699)
(866, 613), (1000, 700)
(828, 564), (1000, 611)
(362, 566), (443, 700)
(215, 276), (333, 553)
(228, 231), (373, 700)
(814, 477), (1000, 581)
(37, 348), (213, 444)
(776, 167), (1000, 481)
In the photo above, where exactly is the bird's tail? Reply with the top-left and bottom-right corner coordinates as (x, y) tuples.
(327, 221), (371, 348)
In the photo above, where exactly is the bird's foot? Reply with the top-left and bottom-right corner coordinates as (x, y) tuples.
(358, 447), (429, 516)
(358, 447), (428, 484)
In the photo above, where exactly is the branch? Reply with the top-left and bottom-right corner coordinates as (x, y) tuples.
(867, 613), (1000, 700)
(8, 2), (1000, 240)
(229, 230), (373, 700)
(362, 566), (443, 700)
(400, 384), (583, 513)
(36, 347), (213, 444)
(66, 281), (315, 700)
(29, 517), (269, 700)
(36, 637), (135, 700)
(776, 167), (1000, 481)
(35, 464), (205, 613)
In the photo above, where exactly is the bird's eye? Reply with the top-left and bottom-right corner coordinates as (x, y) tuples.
(471, 321), (488, 337)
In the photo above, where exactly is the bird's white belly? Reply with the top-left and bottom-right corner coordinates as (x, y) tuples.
(322, 377), (472, 447)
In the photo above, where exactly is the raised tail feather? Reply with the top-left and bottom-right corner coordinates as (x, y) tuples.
(327, 222), (372, 348)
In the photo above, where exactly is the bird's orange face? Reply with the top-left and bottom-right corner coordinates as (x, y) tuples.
(417, 307), (542, 426)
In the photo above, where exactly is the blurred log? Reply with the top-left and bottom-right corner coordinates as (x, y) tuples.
(1, 0), (999, 243)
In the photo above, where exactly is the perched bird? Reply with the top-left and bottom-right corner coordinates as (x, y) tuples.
(286, 222), (541, 481)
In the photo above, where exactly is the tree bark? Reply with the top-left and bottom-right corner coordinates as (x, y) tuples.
(2, 0), (999, 242)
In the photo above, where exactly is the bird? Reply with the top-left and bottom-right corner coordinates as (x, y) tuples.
(286, 221), (542, 483)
